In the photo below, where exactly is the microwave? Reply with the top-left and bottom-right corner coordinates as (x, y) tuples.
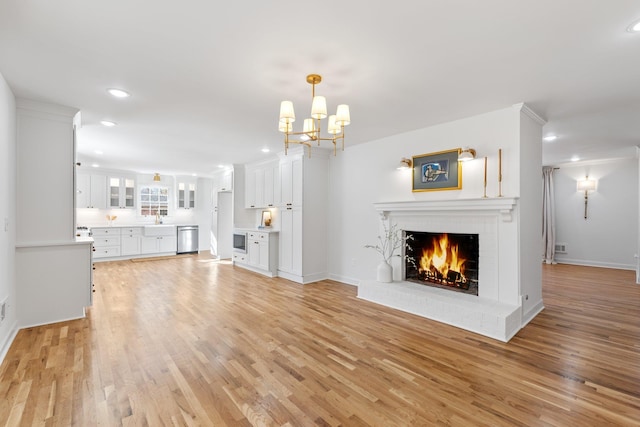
(232, 232), (247, 253)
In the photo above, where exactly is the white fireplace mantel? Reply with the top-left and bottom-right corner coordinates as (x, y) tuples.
(374, 197), (518, 222)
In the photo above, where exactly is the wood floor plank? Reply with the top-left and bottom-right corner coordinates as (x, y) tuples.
(1, 257), (639, 426)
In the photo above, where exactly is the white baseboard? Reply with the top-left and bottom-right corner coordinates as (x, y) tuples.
(522, 300), (545, 328)
(0, 320), (19, 366)
(554, 258), (635, 271)
(327, 274), (359, 287)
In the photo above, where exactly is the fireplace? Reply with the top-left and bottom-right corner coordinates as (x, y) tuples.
(357, 198), (544, 342)
(404, 231), (479, 296)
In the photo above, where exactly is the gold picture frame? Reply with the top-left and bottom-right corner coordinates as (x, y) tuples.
(412, 148), (462, 192)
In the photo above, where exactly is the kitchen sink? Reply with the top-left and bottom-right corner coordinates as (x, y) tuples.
(143, 224), (176, 236)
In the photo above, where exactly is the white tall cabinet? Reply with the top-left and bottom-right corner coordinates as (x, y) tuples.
(277, 147), (329, 284)
(15, 99), (93, 328)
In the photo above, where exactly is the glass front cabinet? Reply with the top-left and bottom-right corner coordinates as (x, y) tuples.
(177, 181), (196, 209)
(109, 176), (136, 209)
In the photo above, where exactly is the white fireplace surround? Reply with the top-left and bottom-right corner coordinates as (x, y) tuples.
(358, 198), (529, 342)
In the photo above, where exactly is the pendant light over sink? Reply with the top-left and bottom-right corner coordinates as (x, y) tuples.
(278, 74), (351, 157)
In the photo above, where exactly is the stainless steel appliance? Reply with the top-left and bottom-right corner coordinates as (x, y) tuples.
(177, 225), (199, 254)
(232, 231), (247, 254)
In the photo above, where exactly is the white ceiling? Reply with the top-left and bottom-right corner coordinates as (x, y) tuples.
(1, 1), (639, 176)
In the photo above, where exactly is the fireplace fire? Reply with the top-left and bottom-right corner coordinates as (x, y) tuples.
(404, 231), (479, 295)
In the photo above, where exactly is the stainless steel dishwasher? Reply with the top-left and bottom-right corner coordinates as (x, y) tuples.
(177, 225), (199, 254)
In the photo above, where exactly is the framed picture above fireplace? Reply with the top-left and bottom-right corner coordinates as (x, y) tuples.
(412, 148), (462, 192)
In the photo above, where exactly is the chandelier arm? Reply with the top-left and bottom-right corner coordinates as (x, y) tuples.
(284, 133), (312, 157)
(314, 136), (341, 142)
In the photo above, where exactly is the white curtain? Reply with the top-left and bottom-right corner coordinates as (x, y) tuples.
(542, 166), (556, 264)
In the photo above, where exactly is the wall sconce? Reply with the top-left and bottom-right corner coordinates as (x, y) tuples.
(397, 157), (413, 170)
(577, 176), (596, 219)
(153, 173), (161, 182)
(458, 147), (476, 162)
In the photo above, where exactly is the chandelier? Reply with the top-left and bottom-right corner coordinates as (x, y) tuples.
(278, 74), (351, 156)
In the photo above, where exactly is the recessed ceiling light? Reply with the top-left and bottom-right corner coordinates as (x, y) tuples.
(570, 156), (580, 162)
(261, 148), (270, 153)
(218, 164), (224, 168)
(543, 135), (557, 142)
(94, 150), (103, 155)
(627, 19), (640, 33)
(100, 120), (116, 127)
(107, 88), (130, 98)
(191, 173), (197, 177)
(91, 163), (100, 168)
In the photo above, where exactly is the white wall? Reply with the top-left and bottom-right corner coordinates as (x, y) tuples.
(554, 158), (638, 269)
(327, 105), (529, 285)
(0, 72), (18, 361)
(517, 107), (544, 321)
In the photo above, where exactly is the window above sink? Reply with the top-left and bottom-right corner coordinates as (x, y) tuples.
(140, 185), (169, 217)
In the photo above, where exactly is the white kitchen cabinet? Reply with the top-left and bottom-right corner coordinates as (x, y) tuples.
(76, 173), (107, 209)
(141, 236), (176, 254)
(278, 207), (302, 276)
(245, 159), (279, 209)
(92, 227), (121, 259)
(232, 252), (247, 264)
(108, 176), (135, 209)
(276, 147), (328, 284)
(264, 163), (278, 207)
(91, 225), (176, 260)
(235, 231), (278, 277)
(219, 169), (233, 191)
(279, 154), (303, 207)
(159, 235), (177, 253)
(141, 226), (177, 255)
(177, 180), (196, 209)
(253, 168), (265, 208)
(121, 227), (142, 256)
(247, 231), (269, 270)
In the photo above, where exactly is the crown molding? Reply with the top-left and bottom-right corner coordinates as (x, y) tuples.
(513, 102), (546, 126)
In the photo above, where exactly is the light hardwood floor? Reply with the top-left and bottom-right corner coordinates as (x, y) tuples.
(1, 256), (639, 426)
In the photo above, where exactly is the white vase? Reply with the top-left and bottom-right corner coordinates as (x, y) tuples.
(377, 260), (393, 283)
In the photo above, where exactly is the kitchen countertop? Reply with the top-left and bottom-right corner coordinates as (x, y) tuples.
(88, 224), (178, 228)
(234, 227), (279, 233)
(17, 237), (94, 248)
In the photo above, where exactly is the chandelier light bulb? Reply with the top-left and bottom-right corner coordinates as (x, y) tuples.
(303, 118), (316, 134)
(311, 96), (327, 119)
(278, 121), (292, 133)
(327, 115), (340, 135)
(279, 101), (295, 122)
(335, 104), (351, 126)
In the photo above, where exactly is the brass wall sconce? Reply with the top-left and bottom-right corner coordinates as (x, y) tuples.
(397, 158), (413, 170)
(577, 176), (596, 219)
(458, 147), (477, 162)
